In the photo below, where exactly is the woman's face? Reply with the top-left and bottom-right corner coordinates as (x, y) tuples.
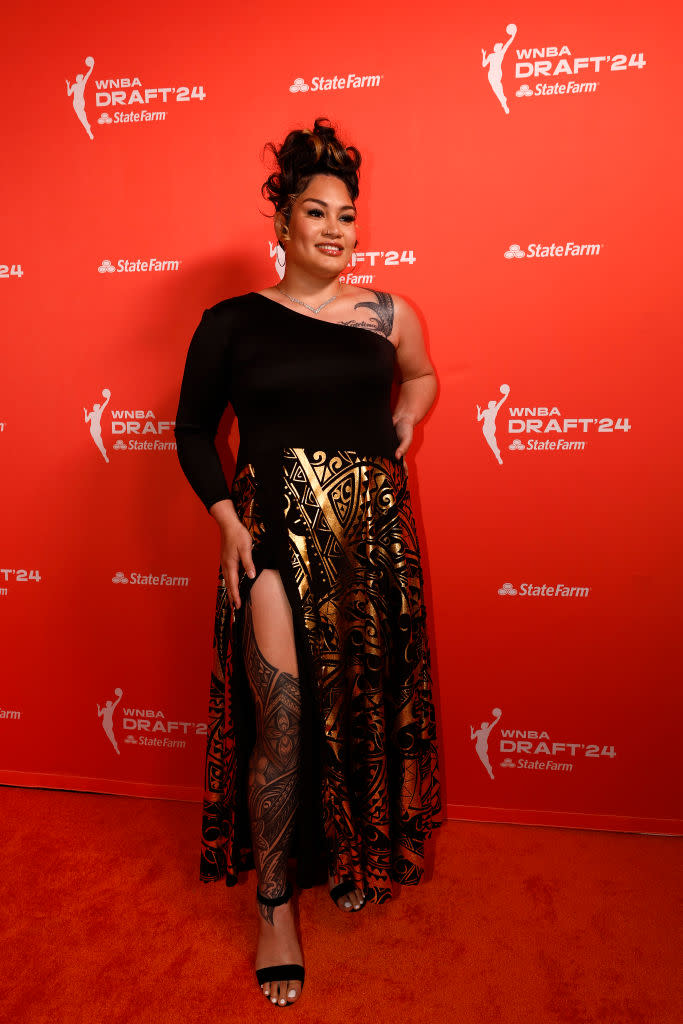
(278, 173), (357, 278)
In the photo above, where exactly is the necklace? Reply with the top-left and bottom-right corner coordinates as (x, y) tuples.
(276, 284), (340, 315)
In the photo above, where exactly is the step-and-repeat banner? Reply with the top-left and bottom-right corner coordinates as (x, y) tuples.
(2, 2), (681, 835)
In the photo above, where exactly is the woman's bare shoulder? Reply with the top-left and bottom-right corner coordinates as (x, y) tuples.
(337, 286), (398, 342)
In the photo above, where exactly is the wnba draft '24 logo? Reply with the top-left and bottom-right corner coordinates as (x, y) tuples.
(66, 55), (206, 138)
(476, 383), (632, 462)
(267, 238), (418, 286)
(96, 687), (207, 753)
(470, 707), (617, 776)
(83, 388), (177, 459)
(481, 22), (647, 113)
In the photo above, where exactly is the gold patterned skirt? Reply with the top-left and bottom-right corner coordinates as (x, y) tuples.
(200, 447), (442, 904)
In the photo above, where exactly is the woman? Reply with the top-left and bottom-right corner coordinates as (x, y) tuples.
(174, 118), (442, 1007)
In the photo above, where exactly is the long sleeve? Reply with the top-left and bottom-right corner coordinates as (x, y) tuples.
(174, 307), (233, 512)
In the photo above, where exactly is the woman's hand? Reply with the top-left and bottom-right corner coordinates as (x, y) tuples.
(209, 500), (256, 611)
(391, 297), (436, 471)
(220, 517), (256, 611)
(393, 415), (414, 467)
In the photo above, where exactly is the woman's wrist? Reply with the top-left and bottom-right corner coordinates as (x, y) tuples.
(392, 412), (417, 427)
(209, 498), (239, 529)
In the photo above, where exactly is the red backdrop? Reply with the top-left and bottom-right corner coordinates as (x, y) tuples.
(2, 0), (681, 835)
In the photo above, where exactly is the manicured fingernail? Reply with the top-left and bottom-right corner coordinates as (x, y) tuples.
(248, 569), (255, 578)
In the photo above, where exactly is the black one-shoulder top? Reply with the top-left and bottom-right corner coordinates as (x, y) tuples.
(174, 292), (399, 512)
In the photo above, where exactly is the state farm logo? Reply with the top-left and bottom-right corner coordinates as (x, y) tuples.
(66, 55), (206, 139)
(481, 23), (647, 113)
(470, 706), (617, 779)
(98, 258), (181, 274)
(498, 581), (591, 598)
(289, 73), (383, 93)
(476, 384), (632, 463)
(112, 570), (190, 587)
(96, 687), (206, 755)
(84, 388), (176, 462)
(504, 241), (602, 259)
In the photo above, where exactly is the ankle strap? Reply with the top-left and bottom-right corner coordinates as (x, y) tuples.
(256, 881), (292, 907)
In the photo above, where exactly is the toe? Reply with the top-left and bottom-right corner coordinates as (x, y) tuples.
(287, 980), (302, 1003)
(330, 877), (366, 911)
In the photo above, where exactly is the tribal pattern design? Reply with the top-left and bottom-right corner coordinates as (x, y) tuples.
(282, 448), (441, 902)
(243, 597), (301, 923)
(339, 290), (395, 339)
(199, 447), (442, 903)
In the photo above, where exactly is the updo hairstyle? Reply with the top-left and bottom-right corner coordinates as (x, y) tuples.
(262, 117), (361, 223)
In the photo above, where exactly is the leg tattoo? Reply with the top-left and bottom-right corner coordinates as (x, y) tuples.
(244, 595), (301, 925)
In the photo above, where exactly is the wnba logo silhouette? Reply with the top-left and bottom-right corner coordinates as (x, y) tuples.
(67, 56), (95, 140)
(97, 688), (123, 754)
(477, 384), (510, 464)
(471, 708), (502, 779)
(268, 241), (286, 281)
(482, 24), (517, 114)
(84, 388), (111, 462)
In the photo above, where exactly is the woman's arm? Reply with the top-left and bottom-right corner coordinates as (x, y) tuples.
(391, 296), (437, 459)
(174, 305), (256, 607)
(174, 307), (234, 514)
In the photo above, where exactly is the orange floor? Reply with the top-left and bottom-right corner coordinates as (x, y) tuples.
(2, 785), (680, 1024)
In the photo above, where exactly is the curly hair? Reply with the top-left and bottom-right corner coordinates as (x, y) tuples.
(262, 117), (361, 221)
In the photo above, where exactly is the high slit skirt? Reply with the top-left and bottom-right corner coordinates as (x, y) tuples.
(200, 446), (442, 904)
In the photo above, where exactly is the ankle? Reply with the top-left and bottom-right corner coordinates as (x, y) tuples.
(256, 880), (292, 905)
(254, 901), (290, 925)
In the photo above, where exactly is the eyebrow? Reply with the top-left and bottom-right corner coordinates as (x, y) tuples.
(301, 197), (356, 211)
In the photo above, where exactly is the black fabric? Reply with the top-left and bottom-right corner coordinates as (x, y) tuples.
(174, 292), (441, 900)
(174, 292), (399, 512)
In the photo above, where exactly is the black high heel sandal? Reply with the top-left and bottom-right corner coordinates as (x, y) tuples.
(328, 878), (366, 911)
(255, 882), (305, 1005)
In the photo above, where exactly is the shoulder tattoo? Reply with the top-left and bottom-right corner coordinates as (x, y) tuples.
(338, 291), (395, 339)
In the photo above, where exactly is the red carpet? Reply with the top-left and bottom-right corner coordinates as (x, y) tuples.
(2, 786), (680, 1023)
